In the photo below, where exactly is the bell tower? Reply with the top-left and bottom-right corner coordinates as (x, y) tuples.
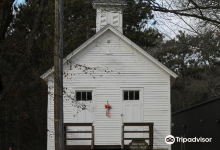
(92, 0), (126, 33)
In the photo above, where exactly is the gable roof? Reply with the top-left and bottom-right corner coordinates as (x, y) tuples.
(41, 24), (178, 80)
(172, 96), (220, 115)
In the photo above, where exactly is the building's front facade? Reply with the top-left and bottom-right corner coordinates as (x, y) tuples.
(41, 1), (177, 150)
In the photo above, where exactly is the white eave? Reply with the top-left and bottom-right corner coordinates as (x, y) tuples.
(41, 24), (178, 81)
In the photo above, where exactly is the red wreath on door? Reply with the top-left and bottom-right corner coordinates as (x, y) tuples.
(104, 100), (111, 117)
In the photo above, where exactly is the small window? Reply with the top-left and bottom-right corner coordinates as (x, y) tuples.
(123, 91), (139, 100)
(76, 91), (92, 101)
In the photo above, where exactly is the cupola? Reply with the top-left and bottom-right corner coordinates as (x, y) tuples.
(92, 0), (127, 33)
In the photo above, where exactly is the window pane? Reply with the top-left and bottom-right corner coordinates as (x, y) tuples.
(87, 92), (92, 100)
(135, 91), (139, 100)
(124, 91), (128, 100)
(76, 92), (81, 101)
(129, 91), (134, 100)
(82, 92), (86, 101)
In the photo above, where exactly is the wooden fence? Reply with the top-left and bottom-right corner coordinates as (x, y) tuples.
(121, 122), (154, 150)
(64, 122), (154, 150)
(64, 123), (94, 150)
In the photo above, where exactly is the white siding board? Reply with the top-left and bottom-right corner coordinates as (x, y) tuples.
(47, 30), (171, 150)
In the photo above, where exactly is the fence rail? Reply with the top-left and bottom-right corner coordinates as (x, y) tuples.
(64, 123), (94, 150)
(121, 122), (154, 150)
(64, 122), (153, 150)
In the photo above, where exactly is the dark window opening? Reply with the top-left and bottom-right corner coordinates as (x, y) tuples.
(123, 91), (139, 100)
(124, 91), (128, 100)
(76, 91), (92, 101)
(82, 92), (86, 100)
(87, 92), (92, 100)
(135, 91), (139, 100)
(76, 92), (81, 101)
(129, 91), (134, 100)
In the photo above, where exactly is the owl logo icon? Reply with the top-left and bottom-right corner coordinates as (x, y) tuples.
(165, 135), (175, 144)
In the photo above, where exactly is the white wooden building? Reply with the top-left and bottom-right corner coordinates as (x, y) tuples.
(41, 0), (178, 150)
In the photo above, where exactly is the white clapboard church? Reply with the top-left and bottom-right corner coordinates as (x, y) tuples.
(41, 0), (178, 150)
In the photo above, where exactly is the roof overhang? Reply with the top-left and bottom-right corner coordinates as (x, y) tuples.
(92, 0), (127, 9)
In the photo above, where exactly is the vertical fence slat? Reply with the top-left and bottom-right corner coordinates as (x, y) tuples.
(149, 125), (153, 150)
(64, 126), (67, 148)
(91, 126), (94, 150)
(121, 125), (124, 150)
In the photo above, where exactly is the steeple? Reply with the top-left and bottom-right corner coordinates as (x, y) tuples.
(92, 0), (127, 33)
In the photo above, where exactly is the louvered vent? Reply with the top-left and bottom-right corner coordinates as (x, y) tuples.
(100, 12), (107, 25)
(112, 13), (119, 26)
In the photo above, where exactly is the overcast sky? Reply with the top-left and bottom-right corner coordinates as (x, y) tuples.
(149, 0), (199, 40)
(151, 11), (198, 40)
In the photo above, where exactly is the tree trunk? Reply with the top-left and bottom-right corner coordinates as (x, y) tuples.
(0, 0), (15, 43)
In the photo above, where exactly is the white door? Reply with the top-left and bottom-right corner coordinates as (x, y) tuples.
(73, 100), (94, 123)
(122, 102), (143, 123)
(67, 91), (95, 145)
(121, 90), (143, 144)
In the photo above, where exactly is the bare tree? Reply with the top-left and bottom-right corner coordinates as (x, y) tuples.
(147, 0), (220, 28)
(0, 0), (15, 43)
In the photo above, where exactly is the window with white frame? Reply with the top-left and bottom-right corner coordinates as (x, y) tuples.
(123, 90), (139, 100)
(76, 91), (92, 101)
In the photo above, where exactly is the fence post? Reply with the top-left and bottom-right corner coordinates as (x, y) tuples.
(91, 126), (94, 150)
(149, 124), (153, 150)
(121, 125), (124, 150)
(64, 126), (66, 149)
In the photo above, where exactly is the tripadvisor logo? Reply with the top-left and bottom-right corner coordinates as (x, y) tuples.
(165, 135), (212, 145)
(165, 135), (175, 144)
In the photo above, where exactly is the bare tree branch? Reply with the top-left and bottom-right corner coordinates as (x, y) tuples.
(148, 0), (220, 26)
